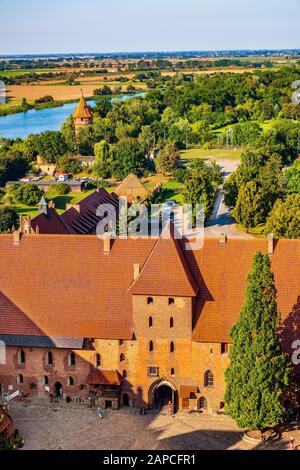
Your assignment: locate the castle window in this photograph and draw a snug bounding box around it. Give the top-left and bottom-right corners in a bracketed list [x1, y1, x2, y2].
[204, 370, 214, 387]
[170, 368, 175, 376]
[68, 352, 76, 367]
[149, 316, 153, 327]
[79, 384, 86, 391]
[168, 297, 174, 305]
[17, 374, 23, 384]
[120, 353, 125, 362]
[43, 376, 49, 386]
[199, 396, 207, 409]
[122, 370, 127, 378]
[149, 340, 154, 352]
[45, 351, 53, 366]
[18, 350, 25, 365]
[95, 353, 101, 367]
[170, 317, 174, 328]
[147, 297, 153, 304]
[67, 376, 74, 387]
[119, 340, 124, 345]
[147, 365, 159, 377]
[170, 341, 175, 353]
[221, 343, 228, 355]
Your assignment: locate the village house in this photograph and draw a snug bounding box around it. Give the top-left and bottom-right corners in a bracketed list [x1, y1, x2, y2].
[0, 228, 299, 413]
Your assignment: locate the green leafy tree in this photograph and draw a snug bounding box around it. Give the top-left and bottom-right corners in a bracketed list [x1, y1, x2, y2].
[264, 194, 300, 238]
[61, 116, 76, 152]
[31, 131, 68, 163]
[232, 181, 267, 228]
[11, 183, 44, 206]
[183, 169, 215, 219]
[110, 138, 146, 180]
[225, 252, 291, 430]
[284, 160, 300, 194]
[57, 156, 82, 175]
[155, 144, 179, 175]
[50, 183, 70, 195]
[0, 206, 18, 233]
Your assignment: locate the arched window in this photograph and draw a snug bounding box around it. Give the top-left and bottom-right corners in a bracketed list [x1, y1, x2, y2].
[170, 317, 174, 328]
[79, 384, 86, 391]
[17, 374, 23, 384]
[120, 353, 125, 362]
[147, 297, 153, 304]
[199, 396, 207, 409]
[68, 352, 76, 367]
[122, 370, 127, 378]
[43, 376, 49, 386]
[18, 350, 25, 365]
[149, 340, 154, 352]
[204, 370, 214, 387]
[67, 376, 74, 387]
[170, 368, 175, 376]
[149, 316, 153, 327]
[45, 351, 53, 366]
[168, 297, 174, 305]
[95, 353, 101, 367]
[170, 341, 175, 353]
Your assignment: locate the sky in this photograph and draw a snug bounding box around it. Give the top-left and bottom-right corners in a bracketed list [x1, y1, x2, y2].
[1, 0, 299, 55]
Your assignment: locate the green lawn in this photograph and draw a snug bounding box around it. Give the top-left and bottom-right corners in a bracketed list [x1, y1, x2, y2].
[179, 147, 242, 162]
[158, 180, 185, 204]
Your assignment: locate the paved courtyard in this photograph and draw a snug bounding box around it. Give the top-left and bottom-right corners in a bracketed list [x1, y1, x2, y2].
[8, 399, 299, 450]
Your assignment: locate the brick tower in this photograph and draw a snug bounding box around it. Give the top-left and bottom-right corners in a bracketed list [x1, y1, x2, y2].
[73, 91, 93, 135]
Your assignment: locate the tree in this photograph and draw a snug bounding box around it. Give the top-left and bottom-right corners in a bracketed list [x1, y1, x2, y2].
[61, 116, 76, 152]
[57, 156, 82, 175]
[110, 138, 146, 180]
[183, 169, 215, 219]
[155, 144, 179, 174]
[0, 206, 18, 233]
[264, 195, 300, 238]
[10, 183, 44, 206]
[284, 160, 300, 194]
[232, 181, 267, 228]
[50, 183, 70, 195]
[225, 252, 291, 430]
[31, 131, 68, 163]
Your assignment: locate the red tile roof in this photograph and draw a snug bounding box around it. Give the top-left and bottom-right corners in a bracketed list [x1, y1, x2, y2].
[0, 235, 299, 347]
[128, 225, 198, 297]
[31, 208, 71, 235]
[73, 95, 93, 119]
[61, 188, 119, 234]
[87, 369, 121, 385]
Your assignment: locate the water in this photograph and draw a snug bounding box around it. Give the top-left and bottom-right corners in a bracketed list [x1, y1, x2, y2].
[0, 93, 145, 140]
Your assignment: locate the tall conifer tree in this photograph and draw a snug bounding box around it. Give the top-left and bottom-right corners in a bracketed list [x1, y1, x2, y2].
[225, 251, 291, 430]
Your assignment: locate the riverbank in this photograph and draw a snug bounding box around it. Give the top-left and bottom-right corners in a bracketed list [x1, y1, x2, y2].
[0, 91, 143, 117]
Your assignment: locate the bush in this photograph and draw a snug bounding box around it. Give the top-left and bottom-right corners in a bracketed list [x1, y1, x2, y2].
[11, 183, 44, 206]
[0, 206, 18, 233]
[50, 183, 70, 195]
[173, 168, 187, 183]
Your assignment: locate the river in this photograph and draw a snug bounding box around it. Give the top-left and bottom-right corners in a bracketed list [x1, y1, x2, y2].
[0, 93, 145, 140]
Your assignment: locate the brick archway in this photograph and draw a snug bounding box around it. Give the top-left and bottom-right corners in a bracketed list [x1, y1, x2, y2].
[149, 378, 177, 413]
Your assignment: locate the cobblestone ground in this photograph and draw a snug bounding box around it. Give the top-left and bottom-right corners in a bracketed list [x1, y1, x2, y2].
[9, 399, 300, 450]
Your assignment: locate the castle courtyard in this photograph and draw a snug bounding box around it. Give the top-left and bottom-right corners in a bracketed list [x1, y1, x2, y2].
[8, 400, 298, 451]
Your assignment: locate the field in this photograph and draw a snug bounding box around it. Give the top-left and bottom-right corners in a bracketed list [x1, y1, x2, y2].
[180, 147, 242, 162]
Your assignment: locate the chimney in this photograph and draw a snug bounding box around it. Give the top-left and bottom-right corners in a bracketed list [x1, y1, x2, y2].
[219, 233, 227, 246]
[133, 263, 140, 280]
[13, 230, 22, 246]
[268, 233, 274, 255]
[103, 235, 111, 255]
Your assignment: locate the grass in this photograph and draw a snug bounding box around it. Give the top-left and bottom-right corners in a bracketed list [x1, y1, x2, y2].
[158, 180, 185, 204]
[236, 223, 265, 236]
[179, 147, 242, 162]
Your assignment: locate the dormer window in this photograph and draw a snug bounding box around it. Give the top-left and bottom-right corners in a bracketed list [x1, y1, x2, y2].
[147, 297, 153, 304]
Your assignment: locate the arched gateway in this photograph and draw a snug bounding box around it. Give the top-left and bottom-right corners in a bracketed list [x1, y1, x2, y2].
[149, 379, 178, 413]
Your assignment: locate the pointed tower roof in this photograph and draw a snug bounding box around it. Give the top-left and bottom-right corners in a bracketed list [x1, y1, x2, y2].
[73, 92, 93, 119]
[37, 195, 48, 216]
[128, 223, 198, 297]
